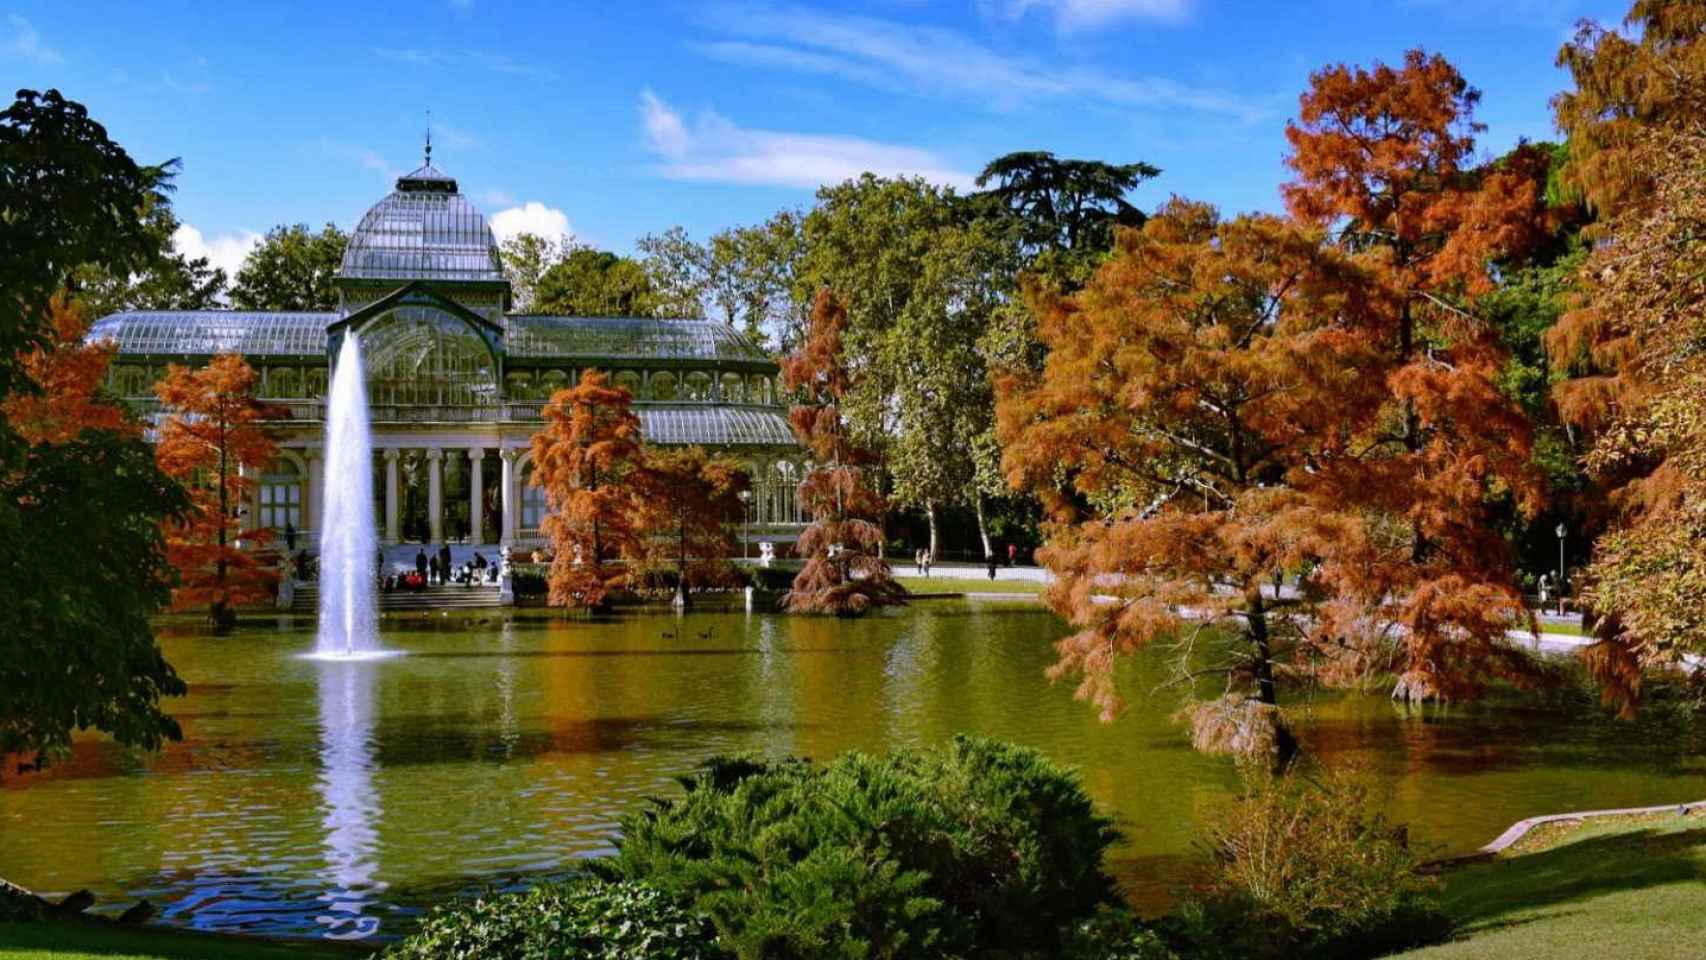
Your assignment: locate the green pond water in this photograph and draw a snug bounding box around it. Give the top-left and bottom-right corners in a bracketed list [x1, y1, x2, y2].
[3, 601, 1705, 943]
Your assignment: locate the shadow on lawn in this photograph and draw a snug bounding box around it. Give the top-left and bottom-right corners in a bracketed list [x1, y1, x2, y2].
[1446, 825, 1706, 932]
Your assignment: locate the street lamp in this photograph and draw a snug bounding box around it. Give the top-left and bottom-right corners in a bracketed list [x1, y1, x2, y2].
[1555, 522, 1567, 616]
[738, 489, 752, 562]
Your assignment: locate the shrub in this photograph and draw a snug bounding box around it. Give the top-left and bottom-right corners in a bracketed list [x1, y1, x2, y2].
[509, 567, 548, 599]
[599, 736, 1125, 960]
[1161, 765, 1450, 960]
[380, 876, 718, 960]
[1061, 907, 1179, 960]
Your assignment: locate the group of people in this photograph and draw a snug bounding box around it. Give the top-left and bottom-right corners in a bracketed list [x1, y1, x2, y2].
[377, 545, 498, 592]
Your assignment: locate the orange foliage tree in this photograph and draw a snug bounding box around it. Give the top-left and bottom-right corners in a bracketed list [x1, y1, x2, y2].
[782, 291, 905, 615]
[154, 353, 281, 632]
[999, 202, 1375, 760]
[4, 295, 135, 444]
[633, 445, 748, 605]
[1282, 49, 1551, 703]
[529, 369, 649, 610]
[1544, 2, 1706, 708]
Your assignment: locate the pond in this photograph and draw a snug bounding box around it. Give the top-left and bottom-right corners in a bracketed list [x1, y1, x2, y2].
[3, 602, 1705, 942]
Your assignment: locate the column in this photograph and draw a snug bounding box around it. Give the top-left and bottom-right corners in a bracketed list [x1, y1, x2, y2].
[499, 448, 518, 544]
[426, 447, 443, 544]
[305, 446, 323, 533]
[383, 448, 400, 544]
[467, 447, 485, 543]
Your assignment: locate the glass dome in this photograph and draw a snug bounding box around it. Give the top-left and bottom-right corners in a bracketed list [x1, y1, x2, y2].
[338, 163, 505, 283]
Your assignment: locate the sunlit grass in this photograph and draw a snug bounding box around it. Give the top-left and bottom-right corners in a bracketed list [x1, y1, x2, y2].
[896, 576, 1046, 595]
[1394, 811, 1706, 959]
[0, 921, 349, 960]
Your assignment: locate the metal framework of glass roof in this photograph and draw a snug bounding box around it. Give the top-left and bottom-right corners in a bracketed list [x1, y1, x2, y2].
[338, 164, 505, 283]
[639, 406, 796, 446]
[506, 316, 771, 363]
[89, 311, 336, 356]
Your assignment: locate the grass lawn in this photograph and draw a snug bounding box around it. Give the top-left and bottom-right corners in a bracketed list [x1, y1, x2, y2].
[896, 576, 1045, 596]
[1394, 810, 1706, 959]
[1539, 620, 1587, 636]
[0, 921, 353, 960]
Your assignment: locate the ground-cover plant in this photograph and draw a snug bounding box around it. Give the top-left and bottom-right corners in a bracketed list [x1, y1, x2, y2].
[379, 876, 718, 960]
[598, 736, 1127, 959]
[1163, 765, 1450, 960]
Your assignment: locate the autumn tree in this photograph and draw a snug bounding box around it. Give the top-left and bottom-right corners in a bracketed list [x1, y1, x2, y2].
[1544, 1, 1706, 707]
[1, 89, 190, 769]
[154, 354, 282, 633]
[529, 370, 649, 609]
[782, 291, 906, 616]
[1283, 49, 1552, 703]
[633, 446, 748, 606]
[999, 202, 1373, 762]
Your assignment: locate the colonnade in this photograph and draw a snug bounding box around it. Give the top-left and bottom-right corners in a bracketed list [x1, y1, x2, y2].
[282, 442, 526, 546]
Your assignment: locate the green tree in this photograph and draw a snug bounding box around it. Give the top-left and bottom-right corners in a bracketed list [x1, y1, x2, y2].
[229, 222, 347, 310]
[967, 150, 1159, 285]
[534, 247, 657, 316]
[636, 225, 710, 319]
[499, 230, 570, 313]
[0, 89, 191, 769]
[798, 175, 1011, 558]
[73, 201, 227, 318]
[707, 211, 808, 348]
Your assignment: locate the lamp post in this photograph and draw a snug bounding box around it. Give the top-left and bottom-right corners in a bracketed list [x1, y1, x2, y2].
[1555, 522, 1567, 616]
[738, 489, 752, 562]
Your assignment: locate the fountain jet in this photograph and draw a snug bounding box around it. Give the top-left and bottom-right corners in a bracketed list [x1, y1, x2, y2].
[315, 334, 380, 658]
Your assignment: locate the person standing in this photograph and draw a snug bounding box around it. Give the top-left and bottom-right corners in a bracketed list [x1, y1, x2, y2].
[987, 553, 998, 581]
[285, 521, 297, 552]
[1006, 542, 1016, 567]
[415, 547, 428, 582]
[438, 542, 452, 584]
[922, 551, 931, 579]
[428, 553, 440, 586]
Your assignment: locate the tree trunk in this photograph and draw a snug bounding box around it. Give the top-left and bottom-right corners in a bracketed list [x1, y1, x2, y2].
[926, 500, 941, 562]
[213, 418, 231, 635]
[973, 492, 992, 561]
[1246, 589, 1297, 770]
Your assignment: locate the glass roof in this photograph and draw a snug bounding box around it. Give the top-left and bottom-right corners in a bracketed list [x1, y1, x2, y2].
[339, 164, 505, 283]
[91, 311, 775, 368]
[89, 311, 334, 356]
[507, 316, 772, 363]
[639, 406, 796, 446]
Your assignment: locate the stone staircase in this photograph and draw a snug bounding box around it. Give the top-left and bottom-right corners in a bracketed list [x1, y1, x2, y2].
[290, 581, 503, 614]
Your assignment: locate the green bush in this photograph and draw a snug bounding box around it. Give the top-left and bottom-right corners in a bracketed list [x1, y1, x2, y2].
[599, 736, 1124, 960]
[509, 567, 548, 599]
[1061, 907, 1179, 960]
[380, 876, 718, 960]
[1160, 765, 1450, 960]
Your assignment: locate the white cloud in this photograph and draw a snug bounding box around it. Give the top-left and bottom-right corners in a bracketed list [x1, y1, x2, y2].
[995, 0, 1190, 30]
[698, 4, 1259, 121]
[489, 202, 574, 244]
[5, 14, 61, 65]
[173, 224, 263, 280]
[639, 90, 976, 191]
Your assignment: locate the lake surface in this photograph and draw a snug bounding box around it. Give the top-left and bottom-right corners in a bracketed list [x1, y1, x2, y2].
[3, 602, 1705, 942]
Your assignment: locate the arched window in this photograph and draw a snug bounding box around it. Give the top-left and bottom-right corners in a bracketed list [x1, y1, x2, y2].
[305, 367, 328, 399]
[750, 374, 772, 406]
[721, 372, 745, 402]
[114, 364, 150, 397]
[613, 370, 642, 398]
[505, 371, 534, 401]
[650, 370, 678, 401]
[684, 371, 712, 401]
[258, 459, 303, 532]
[267, 367, 301, 399]
[358, 306, 498, 407]
[540, 369, 569, 398]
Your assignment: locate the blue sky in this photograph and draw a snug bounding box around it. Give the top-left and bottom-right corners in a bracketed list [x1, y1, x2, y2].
[5, 1, 1624, 277]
